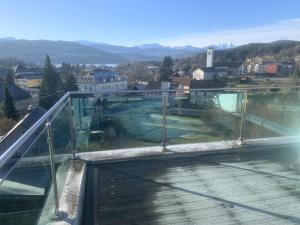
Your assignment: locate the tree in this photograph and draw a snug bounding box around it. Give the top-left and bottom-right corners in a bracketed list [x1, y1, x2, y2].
[61, 62, 79, 92]
[5, 70, 15, 85]
[64, 74, 79, 92]
[61, 62, 72, 81]
[159, 56, 173, 81]
[294, 65, 300, 79]
[2, 84, 19, 120]
[39, 55, 63, 109]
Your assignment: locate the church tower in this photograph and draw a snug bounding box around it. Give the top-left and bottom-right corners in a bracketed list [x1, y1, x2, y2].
[206, 47, 214, 67]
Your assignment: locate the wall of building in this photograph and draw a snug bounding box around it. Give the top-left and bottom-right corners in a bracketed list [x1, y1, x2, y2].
[27, 79, 42, 88]
[15, 78, 42, 88]
[79, 80, 128, 92]
[207, 48, 214, 68]
[193, 69, 204, 80]
[265, 64, 278, 75]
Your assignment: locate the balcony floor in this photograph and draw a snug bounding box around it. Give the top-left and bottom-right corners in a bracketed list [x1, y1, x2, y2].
[83, 146, 300, 225]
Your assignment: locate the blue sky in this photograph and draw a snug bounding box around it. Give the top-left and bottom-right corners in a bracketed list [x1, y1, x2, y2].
[1, 0, 300, 47]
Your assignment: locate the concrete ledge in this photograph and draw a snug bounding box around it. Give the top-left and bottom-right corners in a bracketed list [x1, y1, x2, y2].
[38, 160, 86, 225]
[55, 160, 86, 225]
[78, 136, 300, 163]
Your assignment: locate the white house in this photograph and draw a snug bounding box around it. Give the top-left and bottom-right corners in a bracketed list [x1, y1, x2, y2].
[192, 68, 215, 80]
[78, 70, 128, 92]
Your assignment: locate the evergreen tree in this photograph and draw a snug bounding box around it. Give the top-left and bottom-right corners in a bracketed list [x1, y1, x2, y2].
[39, 55, 63, 109]
[159, 56, 173, 81]
[60, 62, 79, 92]
[61, 62, 72, 81]
[2, 84, 19, 120]
[294, 65, 300, 79]
[64, 74, 79, 92]
[5, 70, 15, 85]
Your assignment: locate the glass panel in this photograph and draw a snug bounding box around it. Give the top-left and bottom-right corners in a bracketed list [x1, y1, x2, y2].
[167, 91, 242, 144]
[50, 101, 72, 202]
[72, 95, 95, 152]
[0, 128, 51, 225]
[246, 89, 300, 139]
[72, 92, 163, 152]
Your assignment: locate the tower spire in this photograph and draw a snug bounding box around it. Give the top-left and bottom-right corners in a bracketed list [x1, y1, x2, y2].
[206, 47, 214, 67]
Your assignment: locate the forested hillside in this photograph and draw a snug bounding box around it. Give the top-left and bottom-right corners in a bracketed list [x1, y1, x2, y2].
[175, 40, 300, 72]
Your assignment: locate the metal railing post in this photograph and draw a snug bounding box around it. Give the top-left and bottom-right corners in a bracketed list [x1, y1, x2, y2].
[46, 120, 61, 219]
[238, 90, 248, 145]
[68, 97, 76, 159]
[161, 94, 168, 151]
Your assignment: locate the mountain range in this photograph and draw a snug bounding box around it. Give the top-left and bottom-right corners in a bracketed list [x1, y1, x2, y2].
[0, 37, 233, 64]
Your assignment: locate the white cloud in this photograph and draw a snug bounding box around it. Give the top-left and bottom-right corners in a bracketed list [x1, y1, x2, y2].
[158, 18, 300, 47]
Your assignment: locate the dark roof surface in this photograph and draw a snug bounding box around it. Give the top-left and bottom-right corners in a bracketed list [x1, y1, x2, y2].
[93, 70, 126, 82]
[13, 64, 43, 74]
[172, 77, 192, 86]
[145, 81, 161, 90]
[15, 72, 44, 79]
[189, 80, 225, 89]
[0, 83, 31, 101]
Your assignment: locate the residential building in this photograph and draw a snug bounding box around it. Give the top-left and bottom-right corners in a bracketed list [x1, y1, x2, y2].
[278, 63, 294, 76]
[192, 68, 215, 80]
[145, 81, 175, 97]
[264, 63, 278, 75]
[251, 62, 295, 76]
[78, 69, 128, 92]
[172, 77, 192, 94]
[214, 66, 228, 75]
[12, 64, 33, 74]
[14, 72, 43, 89]
[254, 63, 265, 73]
[239, 64, 246, 75]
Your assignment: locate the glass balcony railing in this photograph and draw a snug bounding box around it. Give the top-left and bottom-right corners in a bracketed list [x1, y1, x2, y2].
[71, 88, 300, 151]
[0, 87, 299, 224]
[0, 93, 72, 225]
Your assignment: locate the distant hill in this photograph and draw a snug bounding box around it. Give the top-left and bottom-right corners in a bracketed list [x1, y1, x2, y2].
[0, 37, 235, 64]
[212, 40, 300, 62]
[0, 39, 129, 64]
[78, 40, 233, 61]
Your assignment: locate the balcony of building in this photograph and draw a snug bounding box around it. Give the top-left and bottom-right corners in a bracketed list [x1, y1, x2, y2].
[0, 87, 300, 225]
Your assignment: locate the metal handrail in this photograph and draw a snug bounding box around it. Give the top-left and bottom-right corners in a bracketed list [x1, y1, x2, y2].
[70, 85, 300, 95]
[0, 92, 70, 170]
[1, 85, 300, 169]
